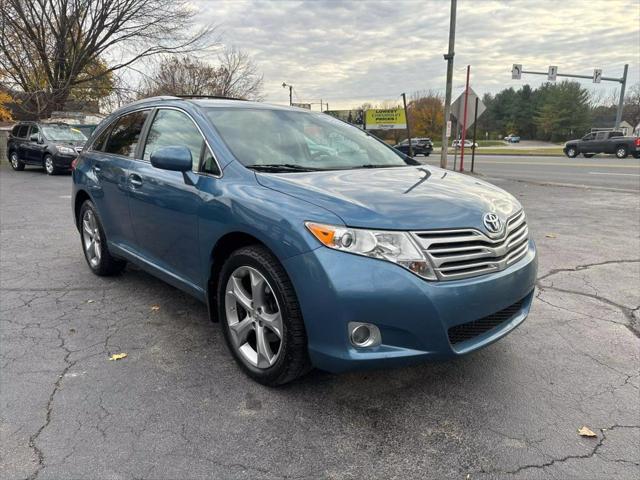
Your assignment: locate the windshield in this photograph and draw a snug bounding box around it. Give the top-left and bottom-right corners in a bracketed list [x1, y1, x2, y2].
[205, 108, 412, 171]
[41, 125, 87, 142]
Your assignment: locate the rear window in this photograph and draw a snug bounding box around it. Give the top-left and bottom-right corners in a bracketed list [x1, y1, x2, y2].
[104, 110, 149, 157]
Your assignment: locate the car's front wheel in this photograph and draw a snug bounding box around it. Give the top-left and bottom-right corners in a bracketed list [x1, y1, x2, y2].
[565, 146, 578, 158]
[43, 154, 60, 175]
[79, 200, 126, 276]
[9, 151, 25, 171]
[218, 245, 311, 386]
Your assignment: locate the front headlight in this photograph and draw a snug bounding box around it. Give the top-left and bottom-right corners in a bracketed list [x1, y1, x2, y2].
[56, 145, 76, 155]
[305, 222, 437, 280]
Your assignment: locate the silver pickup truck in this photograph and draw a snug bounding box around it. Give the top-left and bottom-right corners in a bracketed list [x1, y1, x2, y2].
[564, 130, 640, 159]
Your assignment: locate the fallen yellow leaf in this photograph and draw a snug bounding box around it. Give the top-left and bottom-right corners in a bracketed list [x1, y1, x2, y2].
[545, 233, 557, 239]
[151, 305, 160, 311]
[578, 426, 597, 438]
[109, 353, 128, 361]
[87, 299, 95, 303]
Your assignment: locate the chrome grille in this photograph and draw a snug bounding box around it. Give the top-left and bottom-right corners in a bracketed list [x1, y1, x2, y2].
[411, 210, 529, 281]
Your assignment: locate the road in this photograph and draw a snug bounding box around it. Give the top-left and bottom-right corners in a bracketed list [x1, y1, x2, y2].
[1, 163, 639, 479]
[421, 154, 640, 192]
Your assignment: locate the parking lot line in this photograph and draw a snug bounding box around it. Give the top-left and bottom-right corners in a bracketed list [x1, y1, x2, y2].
[588, 172, 640, 176]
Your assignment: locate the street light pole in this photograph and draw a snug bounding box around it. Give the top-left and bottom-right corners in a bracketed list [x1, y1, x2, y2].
[440, 0, 457, 169]
[401, 92, 413, 157]
[282, 82, 293, 106]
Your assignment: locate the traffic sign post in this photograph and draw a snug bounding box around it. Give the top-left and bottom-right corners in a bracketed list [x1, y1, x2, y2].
[513, 63, 628, 128]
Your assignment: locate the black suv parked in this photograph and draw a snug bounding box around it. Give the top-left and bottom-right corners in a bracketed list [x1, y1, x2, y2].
[393, 137, 433, 156]
[7, 122, 87, 174]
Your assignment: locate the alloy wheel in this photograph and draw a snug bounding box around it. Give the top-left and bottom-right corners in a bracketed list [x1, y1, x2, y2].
[224, 266, 283, 369]
[82, 209, 102, 267]
[616, 147, 626, 158]
[45, 157, 54, 174]
[10, 153, 19, 168]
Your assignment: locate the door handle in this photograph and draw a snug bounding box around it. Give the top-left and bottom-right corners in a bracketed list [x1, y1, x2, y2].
[129, 173, 143, 188]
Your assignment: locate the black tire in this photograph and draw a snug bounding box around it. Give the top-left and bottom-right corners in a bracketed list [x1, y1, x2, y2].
[424, 152, 430, 157]
[565, 146, 578, 158]
[615, 145, 628, 159]
[217, 245, 311, 386]
[78, 200, 126, 276]
[43, 154, 60, 175]
[9, 151, 25, 171]
[633, 152, 640, 159]
[582, 153, 594, 158]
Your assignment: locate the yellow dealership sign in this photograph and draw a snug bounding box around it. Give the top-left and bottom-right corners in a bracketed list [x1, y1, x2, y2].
[365, 108, 406, 130]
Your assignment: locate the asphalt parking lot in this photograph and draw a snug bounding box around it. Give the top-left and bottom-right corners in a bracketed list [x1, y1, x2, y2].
[1, 162, 639, 479]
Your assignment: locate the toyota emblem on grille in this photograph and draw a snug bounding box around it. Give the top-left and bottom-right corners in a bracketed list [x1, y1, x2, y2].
[483, 213, 502, 234]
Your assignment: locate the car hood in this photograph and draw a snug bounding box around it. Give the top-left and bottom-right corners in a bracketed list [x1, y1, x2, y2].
[255, 166, 522, 231]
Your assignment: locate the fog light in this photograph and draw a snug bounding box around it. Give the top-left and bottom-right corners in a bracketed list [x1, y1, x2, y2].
[348, 322, 381, 348]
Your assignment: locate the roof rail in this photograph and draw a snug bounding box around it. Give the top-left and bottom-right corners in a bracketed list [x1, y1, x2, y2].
[174, 95, 247, 101]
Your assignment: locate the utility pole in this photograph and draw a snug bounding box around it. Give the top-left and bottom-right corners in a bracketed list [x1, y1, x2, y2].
[282, 82, 293, 106]
[512, 63, 629, 129]
[471, 96, 479, 172]
[459, 65, 470, 172]
[320, 99, 323, 112]
[615, 64, 628, 129]
[440, 0, 457, 169]
[401, 93, 413, 157]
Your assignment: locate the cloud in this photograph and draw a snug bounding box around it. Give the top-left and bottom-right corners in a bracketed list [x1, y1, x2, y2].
[194, 0, 639, 109]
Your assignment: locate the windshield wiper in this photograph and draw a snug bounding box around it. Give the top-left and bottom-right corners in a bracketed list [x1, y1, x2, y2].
[352, 164, 407, 169]
[245, 163, 322, 172]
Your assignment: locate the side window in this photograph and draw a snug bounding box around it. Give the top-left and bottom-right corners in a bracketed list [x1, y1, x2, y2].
[104, 110, 149, 157]
[202, 148, 220, 175]
[17, 125, 29, 138]
[90, 124, 114, 152]
[11, 125, 19, 137]
[596, 131, 607, 140]
[143, 109, 205, 170]
[29, 125, 39, 139]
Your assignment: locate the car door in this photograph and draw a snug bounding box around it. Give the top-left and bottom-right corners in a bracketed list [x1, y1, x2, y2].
[24, 125, 45, 163]
[89, 110, 151, 249]
[580, 133, 597, 153]
[127, 107, 209, 288]
[592, 131, 609, 153]
[15, 124, 30, 162]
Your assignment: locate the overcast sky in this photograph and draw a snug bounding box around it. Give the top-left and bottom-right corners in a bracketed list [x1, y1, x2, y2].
[195, 0, 639, 110]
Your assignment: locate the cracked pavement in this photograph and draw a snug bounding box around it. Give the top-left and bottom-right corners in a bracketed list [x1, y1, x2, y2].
[1, 162, 639, 479]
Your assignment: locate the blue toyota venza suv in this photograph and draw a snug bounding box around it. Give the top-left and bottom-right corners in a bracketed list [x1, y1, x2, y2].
[72, 96, 537, 385]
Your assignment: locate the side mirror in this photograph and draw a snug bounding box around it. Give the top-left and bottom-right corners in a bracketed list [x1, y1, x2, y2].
[150, 146, 192, 172]
[30, 134, 39, 142]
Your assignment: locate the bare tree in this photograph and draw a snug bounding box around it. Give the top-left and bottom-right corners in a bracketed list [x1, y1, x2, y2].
[214, 47, 263, 100]
[0, 0, 217, 117]
[140, 47, 264, 100]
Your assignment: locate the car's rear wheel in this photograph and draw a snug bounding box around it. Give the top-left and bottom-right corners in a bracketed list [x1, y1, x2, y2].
[218, 245, 311, 386]
[79, 200, 126, 276]
[565, 146, 578, 158]
[43, 155, 60, 175]
[9, 151, 25, 171]
[615, 146, 628, 159]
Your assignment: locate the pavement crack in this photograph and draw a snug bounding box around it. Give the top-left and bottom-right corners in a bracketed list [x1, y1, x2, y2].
[536, 258, 640, 339]
[488, 425, 640, 475]
[26, 325, 77, 480]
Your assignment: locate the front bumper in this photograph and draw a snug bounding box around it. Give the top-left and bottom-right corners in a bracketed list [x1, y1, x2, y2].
[283, 240, 537, 372]
[53, 152, 77, 169]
